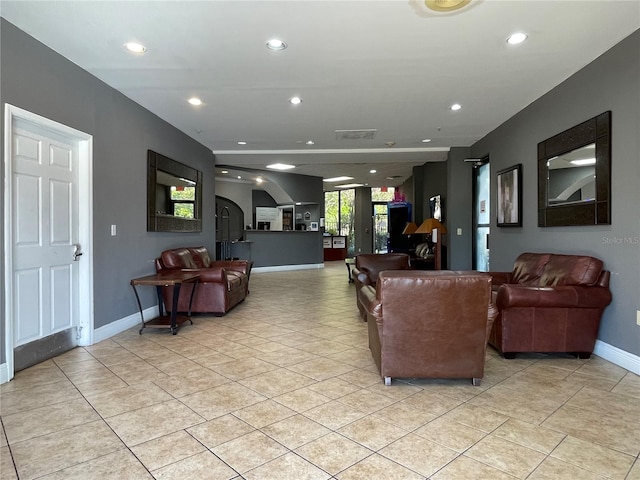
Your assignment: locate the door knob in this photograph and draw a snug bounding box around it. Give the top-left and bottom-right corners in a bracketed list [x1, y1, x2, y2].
[73, 244, 83, 261]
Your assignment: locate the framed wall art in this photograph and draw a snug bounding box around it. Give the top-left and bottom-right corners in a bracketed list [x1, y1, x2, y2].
[497, 164, 522, 227]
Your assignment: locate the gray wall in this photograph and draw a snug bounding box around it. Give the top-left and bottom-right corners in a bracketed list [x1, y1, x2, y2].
[1, 20, 216, 364]
[354, 187, 373, 254]
[448, 30, 640, 356]
[447, 147, 473, 270]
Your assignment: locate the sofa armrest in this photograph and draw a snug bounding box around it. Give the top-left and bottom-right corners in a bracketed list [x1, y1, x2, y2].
[198, 267, 226, 283]
[211, 260, 250, 275]
[496, 284, 612, 309]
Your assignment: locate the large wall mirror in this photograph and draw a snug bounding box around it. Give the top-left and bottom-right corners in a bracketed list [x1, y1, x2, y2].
[148, 150, 203, 232]
[538, 111, 611, 226]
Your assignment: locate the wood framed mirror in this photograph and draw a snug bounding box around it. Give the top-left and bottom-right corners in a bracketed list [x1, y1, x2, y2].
[538, 111, 611, 226]
[147, 150, 203, 232]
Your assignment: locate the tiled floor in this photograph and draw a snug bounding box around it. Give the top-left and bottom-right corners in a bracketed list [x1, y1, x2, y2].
[1, 261, 639, 479]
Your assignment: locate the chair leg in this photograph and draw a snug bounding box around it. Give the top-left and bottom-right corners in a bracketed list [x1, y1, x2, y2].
[472, 378, 482, 386]
[384, 376, 392, 386]
[574, 352, 592, 359]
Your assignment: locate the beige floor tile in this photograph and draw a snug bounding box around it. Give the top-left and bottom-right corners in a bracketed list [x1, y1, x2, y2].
[468, 384, 563, 424]
[272, 386, 333, 412]
[72, 373, 129, 396]
[37, 448, 153, 479]
[413, 416, 486, 453]
[234, 399, 296, 428]
[527, 456, 608, 480]
[0, 362, 67, 392]
[366, 381, 423, 401]
[542, 404, 640, 456]
[212, 430, 289, 473]
[287, 357, 356, 381]
[152, 369, 229, 397]
[336, 453, 425, 480]
[0, 379, 82, 415]
[152, 450, 237, 479]
[575, 357, 629, 381]
[372, 394, 456, 431]
[336, 387, 396, 414]
[493, 418, 566, 454]
[294, 432, 373, 475]
[3, 397, 100, 444]
[431, 455, 518, 480]
[51, 347, 94, 365]
[180, 383, 267, 419]
[56, 357, 106, 374]
[611, 372, 640, 399]
[244, 451, 331, 480]
[307, 377, 362, 399]
[10, 420, 123, 480]
[0, 424, 7, 447]
[63, 364, 120, 385]
[338, 415, 410, 451]
[186, 414, 256, 448]
[105, 399, 205, 446]
[465, 434, 545, 478]
[261, 414, 331, 449]
[212, 356, 281, 380]
[378, 433, 458, 477]
[498, 370, 584, 403]
[550, 435, 635, 479]
[130, 430, 206, 470]
[0, 446, 18, 480]
[567, 386, 640, 421]
[238, 368, 317, 397]
[258, 348, 321, 367]
[85, 382, 173, 418]
[303, 400, 368, 430]
[628, 458, 640, 480]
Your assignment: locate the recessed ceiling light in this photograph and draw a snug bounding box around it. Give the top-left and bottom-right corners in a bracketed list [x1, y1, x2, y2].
[124, 42, 146, 54]
[450, 103, 462, 111]
[256, 177, 264, 184]
[337, 183, 364, 189]
[237, 141, 247, 145]
[267, 163, 295, 170]
[370, 170, 377, 174]
[305, 140, 315, 145]
[237, 176, 242, 179]
[188, 97, 203, 106]
[221, 170, 228, 174]
[507, 32, 528, 45]
[289, 96, 302, 105]
[324, 176, 354, 182]
[422, 138, 432, 143]
[266, 39, 287, 51]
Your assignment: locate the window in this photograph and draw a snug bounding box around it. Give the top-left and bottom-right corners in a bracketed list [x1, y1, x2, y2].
[170, 186, 195, 219]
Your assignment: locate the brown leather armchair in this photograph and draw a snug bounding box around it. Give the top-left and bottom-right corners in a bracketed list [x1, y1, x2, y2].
[359, 270, 497, 386]
[352, 253, 411, 319]
[488, 253, 612, 359]
[155, 246, 252, 316]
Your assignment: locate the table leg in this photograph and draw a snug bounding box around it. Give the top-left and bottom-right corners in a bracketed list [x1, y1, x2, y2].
[170, 283, 181, 335]
[132, 284, 145, 335]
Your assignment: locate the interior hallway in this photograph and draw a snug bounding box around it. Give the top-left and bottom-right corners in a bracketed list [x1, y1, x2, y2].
[1, 261, 639, 479]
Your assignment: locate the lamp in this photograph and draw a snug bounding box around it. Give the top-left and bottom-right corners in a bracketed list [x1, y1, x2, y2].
[402, 222, 418, 235]
[415, 218, 447, 270]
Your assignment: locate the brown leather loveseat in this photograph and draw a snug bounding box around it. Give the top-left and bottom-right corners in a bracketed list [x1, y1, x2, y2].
[352, 253, 411, 319]
[359, 270, 497, 386]
[488, 252, 612, 359]
[156, 246, 252, 316]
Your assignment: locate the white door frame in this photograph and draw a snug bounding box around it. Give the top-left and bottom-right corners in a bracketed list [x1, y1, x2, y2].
[3, 104, 94, 382]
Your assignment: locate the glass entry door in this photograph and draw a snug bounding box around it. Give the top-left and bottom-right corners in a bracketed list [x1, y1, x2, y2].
[373, 203, 388, 253]
[473, 161, 490, 271]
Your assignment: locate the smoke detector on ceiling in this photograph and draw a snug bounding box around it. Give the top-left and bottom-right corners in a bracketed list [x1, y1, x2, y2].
[335, 129, 377, 140]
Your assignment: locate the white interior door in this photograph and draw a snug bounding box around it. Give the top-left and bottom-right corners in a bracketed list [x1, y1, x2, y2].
[3, 105, 93, 382]
[12, 126, 80, 346]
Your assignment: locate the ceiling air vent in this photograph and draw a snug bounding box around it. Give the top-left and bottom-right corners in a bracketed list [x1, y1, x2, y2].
[335, 129, 377, 140]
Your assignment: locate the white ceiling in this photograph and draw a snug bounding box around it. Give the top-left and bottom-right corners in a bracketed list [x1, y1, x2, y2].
[2, 1, 639, 189]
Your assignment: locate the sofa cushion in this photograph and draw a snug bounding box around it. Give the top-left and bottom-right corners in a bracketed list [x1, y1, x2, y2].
[355, 253, 410, 285]
[511, 253, 550, 285]
[188, 246, 211, 268]
[226, 271, 244, 291]
[161, 248, 198, 269]
[539, 254, 604, 286]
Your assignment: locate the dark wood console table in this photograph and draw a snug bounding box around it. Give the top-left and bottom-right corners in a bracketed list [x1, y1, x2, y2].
[130, 272, 199, 335]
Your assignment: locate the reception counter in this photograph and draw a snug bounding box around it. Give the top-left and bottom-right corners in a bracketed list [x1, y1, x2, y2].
[242, 230, 324, 269]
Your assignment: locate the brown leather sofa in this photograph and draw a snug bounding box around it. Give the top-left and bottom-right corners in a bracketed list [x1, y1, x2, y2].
[359, 270, 497, 386]
[488, 252, 612, 359]
[155, 246, 252, 316]
[352, 253, 411, 319]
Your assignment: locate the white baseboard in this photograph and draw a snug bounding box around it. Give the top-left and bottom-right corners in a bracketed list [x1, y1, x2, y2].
[92, 306, 159, 344]
[0, 362, 9, 384]
[252, 263, 324, 273]
[593, 340, 640, 375]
